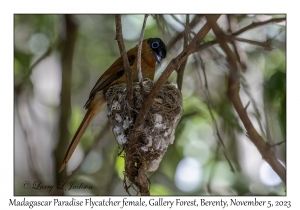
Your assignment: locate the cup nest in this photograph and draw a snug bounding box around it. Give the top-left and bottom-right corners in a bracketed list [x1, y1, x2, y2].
[105, 78, 183, 195]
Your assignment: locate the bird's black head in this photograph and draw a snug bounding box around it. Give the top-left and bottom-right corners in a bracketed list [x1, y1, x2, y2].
[148, 38, 167, 63]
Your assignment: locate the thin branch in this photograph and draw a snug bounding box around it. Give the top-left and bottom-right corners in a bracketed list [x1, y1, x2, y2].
[233, 37, 274, 51]
[270, 141, 286, 147]
[152, 15, 171, 35]
[176, 14, 189, 91]
[240, 76, 268, 141]
[137, 14, 149, 86]
[195, 54, 235, 172]
[133, 15, 221, 129]
[115, 15, 133, 106]
[197, 55, 226, 148]
[232, 17, 286, 36]
[194, 17, 284, 54]
[207, 144, 220, 194]
[195, 36, 274, 53]
[167, 15, 202, 50]
[205, 15, 286, 184]
[227, 15, 246, 69]
[196, 40, 218, 51]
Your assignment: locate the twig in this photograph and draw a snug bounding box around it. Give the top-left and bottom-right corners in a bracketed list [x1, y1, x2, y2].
[207, 144, 220, 194]
[134, 15, 221, 129]
[270, 141, 286, 147]
[233, 37, 274, 51]
[197, 55, 226, 148]
[240, 76, 268, 141]
[227, 15, 246, 69]
[137, 14, 149, 87]
[205, 15, 286, 184]
[167, 15, 201, 50]
[195, 37, 274, 53]
[232, 17, 286, 36]
[152, 15, 171, 35]
[115, 15, 133, 107]
[195, 54, 235, 172]
[194, 17, 285, 54]
[176, 14, 189, 91]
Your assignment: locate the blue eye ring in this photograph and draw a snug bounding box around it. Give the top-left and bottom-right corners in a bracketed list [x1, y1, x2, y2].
[151, 41, 159, 49]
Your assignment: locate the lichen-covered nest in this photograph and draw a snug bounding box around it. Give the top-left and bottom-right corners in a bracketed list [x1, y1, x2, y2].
[105, 79, 183, 195]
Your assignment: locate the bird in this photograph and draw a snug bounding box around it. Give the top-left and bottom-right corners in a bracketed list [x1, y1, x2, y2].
[59, 38, 167, 172]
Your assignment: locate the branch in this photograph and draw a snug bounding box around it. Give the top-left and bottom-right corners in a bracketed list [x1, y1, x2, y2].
[232, 17, 286, 36]
[134, 15, 221, 129]
[137, 14, 149, 86]
[115, 15, 133, 106]
[205, 15, 286, 184]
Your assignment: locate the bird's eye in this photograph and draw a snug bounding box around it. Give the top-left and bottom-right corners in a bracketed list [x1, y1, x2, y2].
[151, 41, 159, 49]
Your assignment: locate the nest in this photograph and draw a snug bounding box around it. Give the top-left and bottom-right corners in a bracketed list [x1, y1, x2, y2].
[105, 79, 183, 195]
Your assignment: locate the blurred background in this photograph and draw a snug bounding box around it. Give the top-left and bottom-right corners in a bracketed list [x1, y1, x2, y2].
[14, 14, 286, 195]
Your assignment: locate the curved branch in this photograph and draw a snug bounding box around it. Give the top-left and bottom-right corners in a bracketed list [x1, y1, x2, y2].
[205, 15, 286, 184]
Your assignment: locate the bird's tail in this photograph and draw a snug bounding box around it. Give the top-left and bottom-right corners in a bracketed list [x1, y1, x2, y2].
[59, 91, 106, 173]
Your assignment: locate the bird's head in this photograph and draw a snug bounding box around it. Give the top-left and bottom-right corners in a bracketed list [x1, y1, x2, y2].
[147, 38, 167, 63]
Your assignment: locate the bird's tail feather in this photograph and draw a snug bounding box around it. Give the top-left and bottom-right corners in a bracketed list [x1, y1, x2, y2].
[59, 91, 106, 173]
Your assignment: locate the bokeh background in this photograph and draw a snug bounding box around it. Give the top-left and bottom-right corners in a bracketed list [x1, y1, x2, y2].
[14, 14, 286, 195]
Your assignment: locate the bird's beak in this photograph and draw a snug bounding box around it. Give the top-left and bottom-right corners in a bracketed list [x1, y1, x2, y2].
[154, 52, 162, 63]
